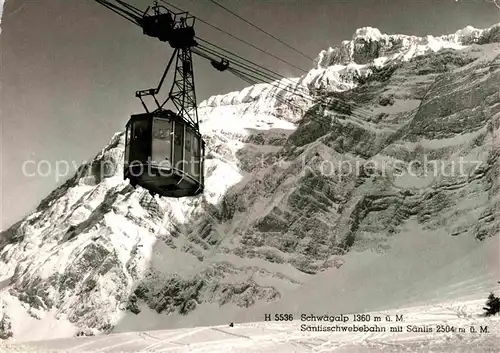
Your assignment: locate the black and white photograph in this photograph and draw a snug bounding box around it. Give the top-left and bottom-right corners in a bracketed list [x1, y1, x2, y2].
[0, 0, 499, 351]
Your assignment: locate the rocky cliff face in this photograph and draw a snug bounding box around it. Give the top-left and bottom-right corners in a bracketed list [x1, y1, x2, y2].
[1, 24, 499, 341]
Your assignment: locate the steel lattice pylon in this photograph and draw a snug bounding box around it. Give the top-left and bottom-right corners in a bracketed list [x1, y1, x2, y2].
[164, 47, 199, 130]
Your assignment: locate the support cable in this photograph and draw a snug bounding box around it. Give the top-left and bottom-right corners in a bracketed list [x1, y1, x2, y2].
[208, 0, 314, 61]
[159, 0, 307, 73]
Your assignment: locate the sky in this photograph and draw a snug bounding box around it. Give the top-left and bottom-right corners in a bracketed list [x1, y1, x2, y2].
[1, 0, 499, 230]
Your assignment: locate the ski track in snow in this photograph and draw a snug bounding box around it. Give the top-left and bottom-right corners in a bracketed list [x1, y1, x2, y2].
[2, 293, 499, 353]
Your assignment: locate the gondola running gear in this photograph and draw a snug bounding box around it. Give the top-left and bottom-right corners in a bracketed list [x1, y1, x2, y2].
[211, 58, 229, 72]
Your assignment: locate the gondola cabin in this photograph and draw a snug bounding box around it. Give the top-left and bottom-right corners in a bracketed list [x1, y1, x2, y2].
[124, 110, 205, 197]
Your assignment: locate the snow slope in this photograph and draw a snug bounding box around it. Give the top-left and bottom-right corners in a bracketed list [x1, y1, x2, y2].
[3, 285, 499, 352]
[0, 23, 499, 345]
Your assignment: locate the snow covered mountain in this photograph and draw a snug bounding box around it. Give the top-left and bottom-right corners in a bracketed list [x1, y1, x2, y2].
[315, 24, 500, 68]
[1, 23, 499, 342]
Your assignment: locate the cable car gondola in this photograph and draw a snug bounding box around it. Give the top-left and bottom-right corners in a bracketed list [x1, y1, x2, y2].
[124, 110, 205, 198]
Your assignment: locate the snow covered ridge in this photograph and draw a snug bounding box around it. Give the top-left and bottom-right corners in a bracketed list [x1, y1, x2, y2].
[198, 23, 500, 119]
[198, 77, 306, 136]
[315, 23, 500, 68]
